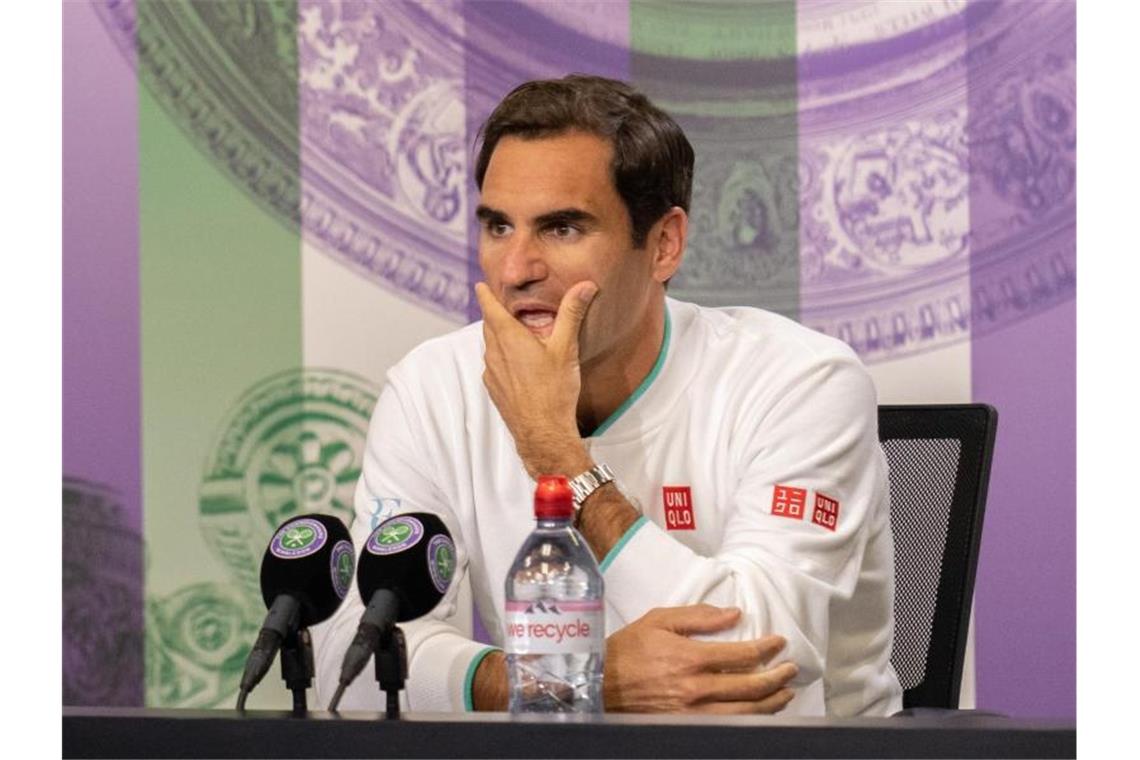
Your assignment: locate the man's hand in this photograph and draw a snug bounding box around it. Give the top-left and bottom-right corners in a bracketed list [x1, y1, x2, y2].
[475, 281, 598, 479]
[604, 605, 797, 714]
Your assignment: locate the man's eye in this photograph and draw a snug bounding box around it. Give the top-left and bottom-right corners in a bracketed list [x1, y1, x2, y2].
[486, 222, 511, 237]
[547, 224, 580, 240]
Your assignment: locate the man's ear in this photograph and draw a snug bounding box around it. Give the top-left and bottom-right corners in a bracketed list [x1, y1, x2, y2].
[649, 207, 688, 284]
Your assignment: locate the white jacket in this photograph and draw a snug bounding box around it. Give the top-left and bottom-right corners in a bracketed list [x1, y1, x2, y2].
[314, 297, 902, 716]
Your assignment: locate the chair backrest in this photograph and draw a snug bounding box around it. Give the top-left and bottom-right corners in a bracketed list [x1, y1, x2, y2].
[878, 404, 998, 709]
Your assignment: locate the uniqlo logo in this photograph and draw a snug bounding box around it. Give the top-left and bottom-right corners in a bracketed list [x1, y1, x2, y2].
[771, 485, 807, 520]
[812, 493, 840, 531]
[662, 486, 695, 530]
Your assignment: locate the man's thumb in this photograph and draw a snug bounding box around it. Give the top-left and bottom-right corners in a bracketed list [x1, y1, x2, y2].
[552, 281, 598, 345]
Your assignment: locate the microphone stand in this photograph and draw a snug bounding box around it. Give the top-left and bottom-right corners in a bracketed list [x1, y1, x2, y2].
[374, 624, 407, 719]
[279, 627, 315, 716]
[328, 589, 408, 717]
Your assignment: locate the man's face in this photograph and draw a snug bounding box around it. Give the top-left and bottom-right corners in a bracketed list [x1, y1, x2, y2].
[477, 130, 659, 365]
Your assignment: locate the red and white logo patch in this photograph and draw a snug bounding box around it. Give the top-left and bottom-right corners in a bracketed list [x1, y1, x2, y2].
[662, 486, 695, 530]
[771, 485, 807, 520]
[811, 492, 841, 532]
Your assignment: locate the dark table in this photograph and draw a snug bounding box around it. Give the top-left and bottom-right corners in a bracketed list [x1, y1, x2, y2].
[63, 706, 1075, 758]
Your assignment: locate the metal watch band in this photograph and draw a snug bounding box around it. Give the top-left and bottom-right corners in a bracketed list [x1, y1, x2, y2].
[568, 463, 615, 509]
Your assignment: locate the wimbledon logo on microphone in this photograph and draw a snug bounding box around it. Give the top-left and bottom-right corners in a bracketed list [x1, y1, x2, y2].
[366, 515, 424, 555]
[330, 540, 355, 599]
[427, 534, 456, 594]
[269, 518, 328, 559]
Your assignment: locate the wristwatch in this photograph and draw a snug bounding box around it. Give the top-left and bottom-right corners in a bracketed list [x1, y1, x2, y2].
[568, 463, 616, 512]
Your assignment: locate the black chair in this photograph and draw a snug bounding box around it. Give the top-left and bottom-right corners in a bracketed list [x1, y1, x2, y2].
[878, 404, 998, 709]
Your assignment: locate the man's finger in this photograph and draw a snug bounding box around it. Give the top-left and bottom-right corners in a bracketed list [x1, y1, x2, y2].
[550, 281, 598, 349]
[474, 282, 516, 332]
[646, 604, 743, 636]
[690, 635, 788, 672]
[481, 319, 503, 354]
[689, 662, 798, 704]
[691, 688, 796, 715]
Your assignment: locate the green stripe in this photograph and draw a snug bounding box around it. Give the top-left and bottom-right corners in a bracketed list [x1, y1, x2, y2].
[600, 516, 649, 573]
[464, 647, 499, 712]
[631, 0, 796, 59]
[590, 309, 671, 437]
[630, 0, 800, 321]
[138, 1, 301, 708]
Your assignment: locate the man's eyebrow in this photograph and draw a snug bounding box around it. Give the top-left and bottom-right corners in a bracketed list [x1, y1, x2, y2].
[475, 205, 508, 223]
[533, 208, 598, 227]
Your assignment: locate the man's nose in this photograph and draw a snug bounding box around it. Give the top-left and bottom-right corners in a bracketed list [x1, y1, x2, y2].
[498, 234, 547, 289]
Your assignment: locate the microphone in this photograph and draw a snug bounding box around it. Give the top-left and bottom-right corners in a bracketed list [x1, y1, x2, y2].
[236, 513, 355, 710]
[329, 512, 456, 712]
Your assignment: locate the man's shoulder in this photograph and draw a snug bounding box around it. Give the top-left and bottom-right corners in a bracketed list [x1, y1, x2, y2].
[388, 321, 484, 387]
[672, 300, 879, 443]
[673, 299, 860, 368]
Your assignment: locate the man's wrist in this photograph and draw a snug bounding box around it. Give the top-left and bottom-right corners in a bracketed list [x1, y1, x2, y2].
[518, 434, 593, 481]
[515, 434, 638, 556]
[576, 482, 641, 559]
[472, 650, 508, 711]
[569, 463, 616, 515]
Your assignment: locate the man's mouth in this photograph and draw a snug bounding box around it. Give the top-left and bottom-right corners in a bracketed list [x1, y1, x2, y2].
[511, 305, 558, 335]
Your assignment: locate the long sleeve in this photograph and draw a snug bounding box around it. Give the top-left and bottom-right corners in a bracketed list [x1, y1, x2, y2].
[311, 379, 495, 712]
[597, 352, 897, 713]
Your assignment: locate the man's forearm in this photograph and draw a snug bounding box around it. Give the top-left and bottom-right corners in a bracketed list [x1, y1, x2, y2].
[473, 608, 796, 715]
[576, 481, 641, 561]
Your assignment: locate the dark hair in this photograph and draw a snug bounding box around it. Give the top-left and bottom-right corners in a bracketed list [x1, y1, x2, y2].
[474, 75, 694, 248]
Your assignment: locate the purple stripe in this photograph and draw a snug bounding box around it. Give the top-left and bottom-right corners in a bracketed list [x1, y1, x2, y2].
[461, 1, 630, 322]
[968, 2, 1076, 718]
[63, 0, 140, 526]
[970, 304, 1075, 717]
[799, 2, 995, 81]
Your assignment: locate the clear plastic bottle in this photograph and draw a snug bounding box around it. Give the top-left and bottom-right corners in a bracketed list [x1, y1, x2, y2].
[505, 475, 605, 713]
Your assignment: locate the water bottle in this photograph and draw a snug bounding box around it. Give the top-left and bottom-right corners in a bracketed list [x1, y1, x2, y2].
[505, 475, 605, 713]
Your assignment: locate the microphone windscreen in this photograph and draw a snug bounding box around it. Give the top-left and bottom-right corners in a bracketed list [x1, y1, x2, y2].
[259, 513, 355, 627]
[357, 512, 455, 621]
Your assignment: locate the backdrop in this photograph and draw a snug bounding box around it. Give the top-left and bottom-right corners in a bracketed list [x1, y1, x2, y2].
[62, 0, 1075, 716]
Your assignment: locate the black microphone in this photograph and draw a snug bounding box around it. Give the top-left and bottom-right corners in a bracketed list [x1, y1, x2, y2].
[329, 512, 456, 711]
[236, 513, 355, 709]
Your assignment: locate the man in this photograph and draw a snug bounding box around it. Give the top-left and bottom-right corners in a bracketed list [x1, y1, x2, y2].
[315, 75, 902, 716]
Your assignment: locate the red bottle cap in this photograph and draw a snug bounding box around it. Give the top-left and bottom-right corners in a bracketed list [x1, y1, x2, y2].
[534, 475, 574, 520]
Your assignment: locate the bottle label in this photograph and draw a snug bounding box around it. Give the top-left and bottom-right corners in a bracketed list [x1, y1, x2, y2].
[504, 600, 604, 655]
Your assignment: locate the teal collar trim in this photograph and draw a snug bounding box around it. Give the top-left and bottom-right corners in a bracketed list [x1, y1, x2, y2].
[589, 307, 672, 438]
